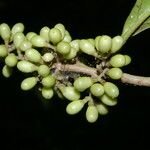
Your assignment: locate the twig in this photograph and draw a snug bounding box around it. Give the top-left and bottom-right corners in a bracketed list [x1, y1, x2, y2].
[121, 73, 150, 87]
[52, 63, 150, 87]
[52, 63, 98, 78]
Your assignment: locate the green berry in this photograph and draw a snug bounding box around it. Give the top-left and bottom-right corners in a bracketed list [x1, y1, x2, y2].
[79, 39, 97, 56]
[107, 68, 123, 80]
[60, 86, 80, 101]
[41, 75, 56, 88]
[66, 100, 84, 115]
[0, 45, 8, 57]
[124, 55, 131, 66]
[5, 54, 17, 67]
[88, 38, 95, 46]
[63, 31, 72, 42]
[38, 65, 50, 77]
[97, 35, 112, 53]
[111, 36, 123, 53]
[70, 40, 80, 52]
[21, 77, 37, 91]
[109, 54, 126, 67]
[64, 48, 77, 60]
[42, 53, 54, 62]
[100, 94, 117, 106]
[86, 105, 98, 123]
[2, 65, 12, 78]
[103, 82, 119, 98]
[56, 41, 71, 55]
[74, 77, 93, 92]
[96, 104, 108, 115]
[19, 39, 32, 51]
[13, 32, 25, 48]
[41, 87, 54, 99]
[17, 60, 38, 73]
[26, 32, 37, 41]
[11, 23, 24, 35]
[40, 26, 50, 42]
[54, 23, 65, 38]
[25, 48, 41, 63]
[90, 83, 104, 97]
[49, 28, 62, 44]
[95, 36, 101, 50]
[0, 23, 11, 41]
[31, 35, 47, 47]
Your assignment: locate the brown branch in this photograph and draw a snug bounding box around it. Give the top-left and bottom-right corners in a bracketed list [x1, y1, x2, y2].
[121, 73, 150, 87]
[52, 63, 150, 87]
[53, 63, 98, 77]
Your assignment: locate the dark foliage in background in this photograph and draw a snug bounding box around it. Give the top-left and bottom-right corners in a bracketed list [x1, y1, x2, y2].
[0, 0, 149, 149]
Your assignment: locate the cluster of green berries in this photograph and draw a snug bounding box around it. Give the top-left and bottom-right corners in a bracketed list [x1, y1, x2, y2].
[0, 22, 131, 123]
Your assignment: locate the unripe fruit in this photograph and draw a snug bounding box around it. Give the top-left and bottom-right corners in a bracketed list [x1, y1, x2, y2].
[74, 77, 93, 92]
[60, 86, 80, 101]
[26, 32, 37, 41]
[5, 54, 18, 67]
[17, 60, 38, 73]
[66, 100, 84, 115]
[19, 40, 32, 51]
[41, 75, 56, 88]
[63, 31, 72, 42]
[88, 38, 95, 46]
[79, 39, 97, 56]
[96, 104, 108, 115]
[41, 87, 54, 99]
[98, 35, 112, 53]
[90, 83, 104, 97]
[31, 35, 47, 47]
[42, 53, 54, 62]
[0, 45, 8, 57]
[86, 105, 99, 123]
[100, 94, 117, 106]
[40, 26, 50, 42]
[13, 32, 25, 48]
[70, 40, 80, 52]
[38, 65, 50, 77]
[11, 23, 24, 35]
[95, 36, 101, 50]
[64, 48, 77, 60]
[109, 54, 126, 67]
[2, 65, 12, 78]
[56, 41, 71, 55]
[103, 82, 119, 98]
[25, 48, 41, 63]
[21, 77, 37, 91]
[107, 68, 123, 80]
[111, 36, 123, 53]
[49, 28, 62, 44]
[54, 23, 65, 38]
[0, 23, 11, 41]
[124, 55, 131, 66]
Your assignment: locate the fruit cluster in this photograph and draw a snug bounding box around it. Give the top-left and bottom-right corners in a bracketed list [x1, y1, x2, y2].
[0, 23, 131, 123]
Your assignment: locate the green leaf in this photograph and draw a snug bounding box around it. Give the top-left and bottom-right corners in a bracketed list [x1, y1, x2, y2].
[133, 16, 150, 35]
[122, 0, 150, 42]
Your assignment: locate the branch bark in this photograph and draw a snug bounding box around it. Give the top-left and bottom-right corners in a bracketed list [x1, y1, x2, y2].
[121, 73, 150, 87]
[53, 63, 150, 87]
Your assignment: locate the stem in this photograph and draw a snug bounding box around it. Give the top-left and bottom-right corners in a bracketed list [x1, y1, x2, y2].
[52, 63, 98, 78]
[121, 73, 150, 87]
[53, 63, 150, 87]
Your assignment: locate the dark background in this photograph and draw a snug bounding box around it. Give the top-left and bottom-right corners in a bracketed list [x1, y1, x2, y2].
[0, 0, 150, 149]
